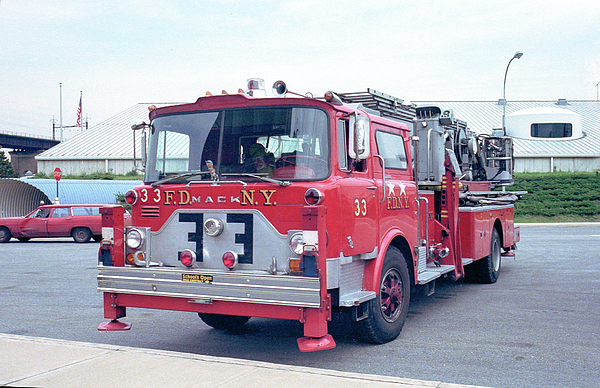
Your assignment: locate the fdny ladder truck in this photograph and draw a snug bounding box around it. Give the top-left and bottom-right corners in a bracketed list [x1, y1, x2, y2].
[98, 80, 522, 352]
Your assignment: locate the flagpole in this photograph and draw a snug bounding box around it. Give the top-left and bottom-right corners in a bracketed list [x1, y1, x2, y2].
[59, 83, 63, 142]
[78, 91, 83, 132]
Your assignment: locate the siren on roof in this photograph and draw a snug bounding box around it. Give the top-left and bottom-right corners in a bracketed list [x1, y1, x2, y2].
[272, 80, 288, 97]
[245, 78, 267, 98]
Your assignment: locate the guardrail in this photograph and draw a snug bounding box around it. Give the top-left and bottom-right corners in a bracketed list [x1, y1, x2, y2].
[0, 130, 55, 140]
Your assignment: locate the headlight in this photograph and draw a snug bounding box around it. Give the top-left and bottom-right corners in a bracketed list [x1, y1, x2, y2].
[126, 229, 144, 249]
[289, 232, 303, 255]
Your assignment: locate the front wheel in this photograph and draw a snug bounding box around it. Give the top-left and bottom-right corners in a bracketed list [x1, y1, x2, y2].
[72, 227, 92, 243]
[198, 313, 251, 331]
[357, 246, 411, 344]
[0, 227, 11, 243]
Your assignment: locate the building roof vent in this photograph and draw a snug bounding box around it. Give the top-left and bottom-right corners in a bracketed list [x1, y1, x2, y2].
[557, 98, 568, 105]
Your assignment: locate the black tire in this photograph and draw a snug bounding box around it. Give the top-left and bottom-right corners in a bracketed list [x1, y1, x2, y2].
[477, 228, 501, 283]
[16, 237, 31, 242]
[72, 227, 92, 243]
[358, 246, 411, 344]
[0, 227, 11, 243]
[198, 313, 251, 331]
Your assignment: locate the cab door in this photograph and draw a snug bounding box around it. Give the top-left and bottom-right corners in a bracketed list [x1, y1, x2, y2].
[373, 128, 418, 246]
[337, 118, 379, 257]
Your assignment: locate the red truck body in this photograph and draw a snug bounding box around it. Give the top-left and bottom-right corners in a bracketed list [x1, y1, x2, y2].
[98, 83, 521, 351]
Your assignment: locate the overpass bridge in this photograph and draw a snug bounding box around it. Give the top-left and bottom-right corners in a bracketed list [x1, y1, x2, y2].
[0, 131, 60, 176]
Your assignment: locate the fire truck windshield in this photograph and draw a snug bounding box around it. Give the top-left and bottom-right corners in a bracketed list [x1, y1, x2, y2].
[144, 107, 330, 184]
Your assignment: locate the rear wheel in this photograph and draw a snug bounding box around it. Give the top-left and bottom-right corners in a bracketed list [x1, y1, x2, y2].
[477, 228, 501, 283]
[358, 246, 410, 344]
[72, 227, 92, 243]
[16, 237, 31, 242]
[0, 227, 11, 243]
[198, 313, 251, 331]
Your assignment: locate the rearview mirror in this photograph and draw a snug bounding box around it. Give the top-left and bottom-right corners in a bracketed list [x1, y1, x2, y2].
[349, 113, 370, 159]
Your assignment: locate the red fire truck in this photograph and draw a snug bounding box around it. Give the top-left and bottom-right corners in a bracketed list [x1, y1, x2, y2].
[98, 80, 522, 352]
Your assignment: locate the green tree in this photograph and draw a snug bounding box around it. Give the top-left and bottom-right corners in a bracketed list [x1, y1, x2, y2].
[0, 150, 17, 178]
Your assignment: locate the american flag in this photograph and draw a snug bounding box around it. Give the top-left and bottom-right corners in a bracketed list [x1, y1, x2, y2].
[76, 95, 82, 126]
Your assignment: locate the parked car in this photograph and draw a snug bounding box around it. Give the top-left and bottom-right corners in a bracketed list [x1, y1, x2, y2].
[0, 204, 130, 243]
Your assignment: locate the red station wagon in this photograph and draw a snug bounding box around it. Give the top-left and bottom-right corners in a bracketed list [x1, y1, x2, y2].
[0, 204, 129, 243]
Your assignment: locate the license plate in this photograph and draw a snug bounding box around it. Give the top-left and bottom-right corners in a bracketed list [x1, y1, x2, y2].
[182, 274, 213, 283]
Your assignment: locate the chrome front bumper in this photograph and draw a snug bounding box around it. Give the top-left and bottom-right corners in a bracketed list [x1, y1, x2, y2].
[98, 266, 321, 308]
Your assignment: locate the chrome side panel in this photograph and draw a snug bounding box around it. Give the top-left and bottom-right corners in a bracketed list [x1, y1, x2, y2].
[98, 266, 321, 308]
[338, 259, 375, 307]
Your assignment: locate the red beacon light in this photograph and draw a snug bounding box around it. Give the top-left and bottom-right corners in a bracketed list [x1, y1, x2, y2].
[304, 188, 324, 205]
[324, 91, 343, 105]
[245, 78, 267, 97]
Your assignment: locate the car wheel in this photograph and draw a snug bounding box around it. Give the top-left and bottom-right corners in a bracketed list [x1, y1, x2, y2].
[16, 237, 31, 242]
[0, 227, 11, 243]
[72, 227, 92, 243]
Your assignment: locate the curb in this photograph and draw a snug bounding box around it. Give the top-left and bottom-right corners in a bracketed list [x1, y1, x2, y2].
[1, 334, 490, 388]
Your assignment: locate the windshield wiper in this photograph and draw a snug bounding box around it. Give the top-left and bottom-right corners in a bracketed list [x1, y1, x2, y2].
[151, 171, 212, 187]
[221, 173, 291, 186]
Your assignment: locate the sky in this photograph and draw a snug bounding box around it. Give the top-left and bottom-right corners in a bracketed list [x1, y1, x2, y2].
[1, 0, 599, 139]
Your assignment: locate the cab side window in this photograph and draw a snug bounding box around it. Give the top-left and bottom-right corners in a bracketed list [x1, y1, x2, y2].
[375, 131, 408, 170]
[337, 119, 348, 170]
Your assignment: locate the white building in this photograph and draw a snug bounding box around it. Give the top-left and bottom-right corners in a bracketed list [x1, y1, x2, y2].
[36, 98, 600, 175]
[35, 103, 174, 176]
[416, 99, 600, 172]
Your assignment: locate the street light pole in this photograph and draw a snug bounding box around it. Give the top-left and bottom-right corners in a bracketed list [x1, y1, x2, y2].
[502, 51, 523, 134]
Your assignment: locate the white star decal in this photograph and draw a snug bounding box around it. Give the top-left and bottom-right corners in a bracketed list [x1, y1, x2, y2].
[387, 182, 396, 196]
[398, 182, 407, 196]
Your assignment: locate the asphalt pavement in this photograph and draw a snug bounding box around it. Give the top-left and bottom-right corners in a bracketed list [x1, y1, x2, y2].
[2, 223, 599, 387]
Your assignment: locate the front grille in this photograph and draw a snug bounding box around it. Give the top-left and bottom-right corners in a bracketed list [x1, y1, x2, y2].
[141, 206, 160, 218]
